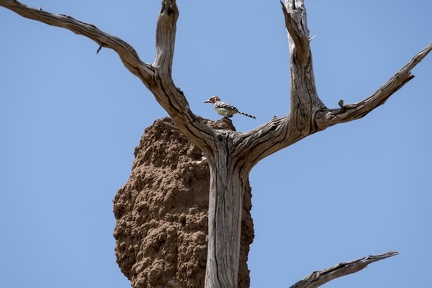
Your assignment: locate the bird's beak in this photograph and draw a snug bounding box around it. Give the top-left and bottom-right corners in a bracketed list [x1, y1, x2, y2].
[204, 99, 211, 103]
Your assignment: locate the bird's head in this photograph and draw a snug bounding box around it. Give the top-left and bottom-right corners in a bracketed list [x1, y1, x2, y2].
[204, 96, 220, 104]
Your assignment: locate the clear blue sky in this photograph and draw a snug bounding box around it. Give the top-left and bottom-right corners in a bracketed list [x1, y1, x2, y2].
[1, 1, 431, 287]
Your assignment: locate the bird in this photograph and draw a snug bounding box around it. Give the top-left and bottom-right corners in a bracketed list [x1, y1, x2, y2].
[204, 96, 256, 119]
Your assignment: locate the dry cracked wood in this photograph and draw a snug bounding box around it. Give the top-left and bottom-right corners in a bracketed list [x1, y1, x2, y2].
[1, 0, 430, 287]
[290, 251, 399, 288]
[1, 0, 430, 165]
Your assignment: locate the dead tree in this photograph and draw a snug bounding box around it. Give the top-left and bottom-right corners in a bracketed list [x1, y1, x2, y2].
[0, 0, 430, 287]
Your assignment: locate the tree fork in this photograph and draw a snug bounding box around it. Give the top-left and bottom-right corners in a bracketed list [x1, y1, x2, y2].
[1, 0, 431, 287]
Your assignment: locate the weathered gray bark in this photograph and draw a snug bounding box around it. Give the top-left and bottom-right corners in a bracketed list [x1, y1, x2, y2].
[0, 0, 431, 287]
[290, 251, 399, 288]
[206, 154, 245, 287]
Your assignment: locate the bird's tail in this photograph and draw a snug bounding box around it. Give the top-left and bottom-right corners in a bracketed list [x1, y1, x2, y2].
[239, 111, 256, 119]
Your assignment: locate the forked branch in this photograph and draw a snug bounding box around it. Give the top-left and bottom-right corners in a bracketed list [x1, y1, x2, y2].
[290, 251, 399, 288]
[233, 0, 431, 171]
[0, 1, 430, 288]
[0, 0, 215, 152]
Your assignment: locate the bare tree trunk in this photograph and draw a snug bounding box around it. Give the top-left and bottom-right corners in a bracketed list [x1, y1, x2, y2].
[205, 155, 245, 287]
[1, 0, 431, 287]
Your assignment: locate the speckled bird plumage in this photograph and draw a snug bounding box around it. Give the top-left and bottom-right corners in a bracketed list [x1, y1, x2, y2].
[204, 96, 256, 119]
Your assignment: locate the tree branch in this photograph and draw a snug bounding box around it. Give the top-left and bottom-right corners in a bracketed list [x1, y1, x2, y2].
[154, 0, 178, 76]
[232, 0, 325, 173]
[0, 0, 216, 152]
[151, 0, 216, 153]
[0, 0, 154, 83]
[316, 42, 432, 130]
[281, 0, 310, 63]
[290, 251, 399, 288]
[233, 2, 431, 173]
[1, 2, 429, 287]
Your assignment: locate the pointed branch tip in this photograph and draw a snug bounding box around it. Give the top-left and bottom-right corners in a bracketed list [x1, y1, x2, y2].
[290, 251, 399, 288]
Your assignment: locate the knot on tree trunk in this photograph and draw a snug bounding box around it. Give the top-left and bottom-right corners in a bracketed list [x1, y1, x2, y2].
[113, 117, 254, 288]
